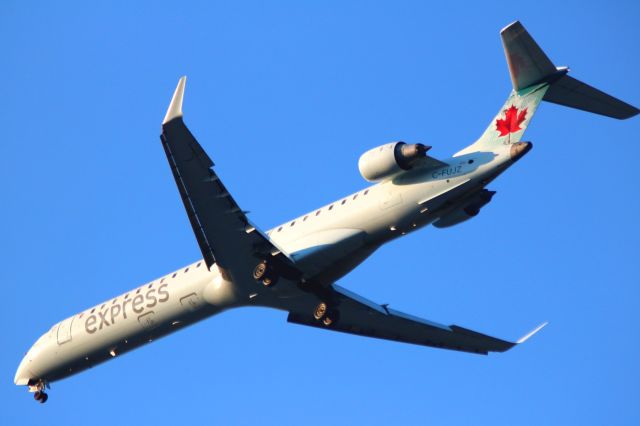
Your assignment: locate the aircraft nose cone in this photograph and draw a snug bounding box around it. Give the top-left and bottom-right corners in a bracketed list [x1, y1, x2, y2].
[14, 354, 33, 386]
[510, 141, 532, 161]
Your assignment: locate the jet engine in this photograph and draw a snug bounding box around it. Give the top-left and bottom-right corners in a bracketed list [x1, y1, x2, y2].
[358, 142, 430, 182]
[433, 189, 496, 228]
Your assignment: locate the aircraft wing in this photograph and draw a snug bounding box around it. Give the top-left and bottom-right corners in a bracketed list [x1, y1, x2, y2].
[160, 77, 299, 283]
[287, 284, 546, 354]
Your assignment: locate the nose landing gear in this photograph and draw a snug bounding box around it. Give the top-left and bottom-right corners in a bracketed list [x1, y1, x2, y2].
[28, 379, 49, 404]
[34, 391, 49, 403]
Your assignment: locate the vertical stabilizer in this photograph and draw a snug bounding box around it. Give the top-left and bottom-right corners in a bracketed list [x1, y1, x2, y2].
[455, 85, 549, 157]
[501, 21, 558, 91]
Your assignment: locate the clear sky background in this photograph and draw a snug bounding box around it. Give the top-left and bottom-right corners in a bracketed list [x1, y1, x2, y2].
[2, 1, 639, 425]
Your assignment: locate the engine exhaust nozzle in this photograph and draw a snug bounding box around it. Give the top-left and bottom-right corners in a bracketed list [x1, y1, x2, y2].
[395, 142, 431, 170]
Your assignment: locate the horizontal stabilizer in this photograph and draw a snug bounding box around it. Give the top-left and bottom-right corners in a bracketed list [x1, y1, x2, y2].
[543, 75, 640, 119]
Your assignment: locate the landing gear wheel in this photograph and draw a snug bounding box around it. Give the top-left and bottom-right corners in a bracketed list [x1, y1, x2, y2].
[314, 302, 328, 321]
[253, 262, 268, 280]
[322, 316, 334, 326]
[34, 391, 48, 403]
[253, 261, 278, 286]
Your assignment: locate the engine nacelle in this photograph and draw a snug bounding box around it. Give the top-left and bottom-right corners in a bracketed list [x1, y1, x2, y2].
[358, 142, 430, 182]
[433, 190, 496, 228]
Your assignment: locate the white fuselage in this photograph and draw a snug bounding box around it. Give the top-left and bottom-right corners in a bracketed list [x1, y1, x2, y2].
[15, 144, 516, 386]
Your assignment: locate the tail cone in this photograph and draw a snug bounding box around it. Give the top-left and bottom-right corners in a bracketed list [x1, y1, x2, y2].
[510, 141, 532, 161]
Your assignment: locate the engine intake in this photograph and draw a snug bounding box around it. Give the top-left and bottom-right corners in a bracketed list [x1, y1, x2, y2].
[358, 142, 430, 182]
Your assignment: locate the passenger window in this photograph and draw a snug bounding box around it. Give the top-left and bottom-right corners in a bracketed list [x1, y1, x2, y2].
[91, 308, 95, 313]
[277, 227, 283, 232]
[303, 215, 308, 221]
[328, 205, 334, 210]
[124, 293, 130, 299]
[160, 278, 165, 283]
[172, 273, 177, 278]
[136, 288, 141, 294]
[148, 283, 153, 288]
[352, 194, 358, 200]
[184, 267, 189, 273]
[197, 262, 201, 268]
[341, 199, 346, 205]
[112, 299, 117, 305]
[315, 210, 321, 216]
[290, 221, 296, 227]
[101, 304, 105, 310]
[364, 189, 369, 195]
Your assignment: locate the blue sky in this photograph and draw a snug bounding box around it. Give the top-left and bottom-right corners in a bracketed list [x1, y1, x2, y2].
[2, 1, 639, 425]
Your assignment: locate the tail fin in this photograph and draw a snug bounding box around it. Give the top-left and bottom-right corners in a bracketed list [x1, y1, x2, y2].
[501, 21, 557, 91]
[455, 21, 639, 156]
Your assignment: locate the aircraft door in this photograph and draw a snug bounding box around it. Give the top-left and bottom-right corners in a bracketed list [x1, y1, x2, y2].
[57, 317, 75, 345]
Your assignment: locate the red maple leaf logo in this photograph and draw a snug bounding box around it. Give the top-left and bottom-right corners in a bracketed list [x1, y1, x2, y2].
[496, 105, 528, 136]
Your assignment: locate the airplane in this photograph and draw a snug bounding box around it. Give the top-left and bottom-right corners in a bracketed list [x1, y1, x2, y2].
[15, 21, 638, 404]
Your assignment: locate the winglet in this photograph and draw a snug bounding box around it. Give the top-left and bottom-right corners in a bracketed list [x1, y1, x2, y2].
[516, 321, 548, 344]
[163, 76, 187, 125]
